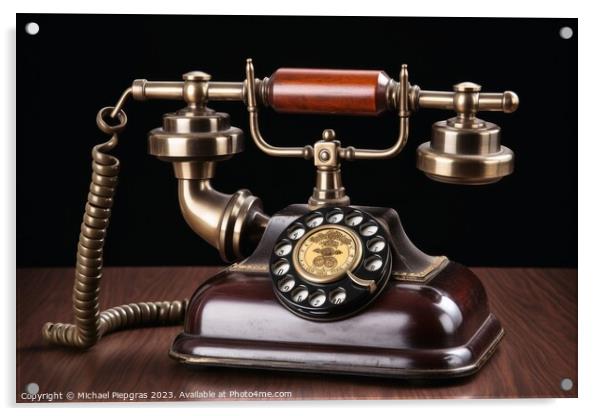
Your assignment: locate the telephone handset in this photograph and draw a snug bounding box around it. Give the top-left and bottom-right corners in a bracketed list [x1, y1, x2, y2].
[43, 59, 519, 378]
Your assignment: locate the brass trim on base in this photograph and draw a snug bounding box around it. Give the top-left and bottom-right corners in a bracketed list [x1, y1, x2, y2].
[228, 263, 270, 274]
[392, 256, 448, 283]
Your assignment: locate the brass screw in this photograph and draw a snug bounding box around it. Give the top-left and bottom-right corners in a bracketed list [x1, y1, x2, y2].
[319, 150, 331, 162]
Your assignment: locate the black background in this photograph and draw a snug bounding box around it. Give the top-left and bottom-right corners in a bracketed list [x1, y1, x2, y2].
[16, 14, 577, 268]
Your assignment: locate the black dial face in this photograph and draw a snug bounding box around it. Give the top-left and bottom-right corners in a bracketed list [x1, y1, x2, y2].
[269, 207, 392, 321]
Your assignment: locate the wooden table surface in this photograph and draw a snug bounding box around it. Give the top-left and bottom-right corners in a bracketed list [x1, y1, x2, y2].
[16, 266, 577, 402]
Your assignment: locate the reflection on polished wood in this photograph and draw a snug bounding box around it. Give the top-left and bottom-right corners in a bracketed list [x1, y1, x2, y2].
[17, 267, 577, 401]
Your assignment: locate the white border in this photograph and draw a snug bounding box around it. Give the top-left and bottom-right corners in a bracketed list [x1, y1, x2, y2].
[2, 1, 599, 415]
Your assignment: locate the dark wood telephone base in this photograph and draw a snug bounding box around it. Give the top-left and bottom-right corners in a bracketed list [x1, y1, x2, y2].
[170, 205, 504, 379]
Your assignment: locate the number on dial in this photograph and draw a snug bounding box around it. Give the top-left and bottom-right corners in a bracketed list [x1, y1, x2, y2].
[274, 241, 292, 256]
[277, 275, 295, 292]
[329, 288, 347, 305]
[345, 213, 363, 226]
[272, 260, 290, 276]
[291, 287, 309, 303]
[288, 226, 305, 240]
[364, 256, 383, 271]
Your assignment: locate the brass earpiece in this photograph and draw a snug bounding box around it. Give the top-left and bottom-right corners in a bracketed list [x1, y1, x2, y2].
[415, 82, 519, 185]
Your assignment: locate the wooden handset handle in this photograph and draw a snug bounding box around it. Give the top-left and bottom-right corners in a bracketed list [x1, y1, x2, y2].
[265, 68, 393, 116]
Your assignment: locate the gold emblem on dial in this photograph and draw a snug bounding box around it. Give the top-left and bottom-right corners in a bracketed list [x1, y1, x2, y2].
[292, 225, 363, 284]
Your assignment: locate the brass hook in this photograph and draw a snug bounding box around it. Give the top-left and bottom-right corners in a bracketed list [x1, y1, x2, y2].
[245, 59, 313, 160]
[109, 87, 133, 119]
[342, 64, 410, 160]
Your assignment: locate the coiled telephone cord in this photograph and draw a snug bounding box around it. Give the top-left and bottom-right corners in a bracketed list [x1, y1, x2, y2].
[42, 107, 188, 349]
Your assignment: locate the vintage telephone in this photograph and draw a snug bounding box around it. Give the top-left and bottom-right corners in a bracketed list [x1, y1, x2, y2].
[42, 59, 519, 378]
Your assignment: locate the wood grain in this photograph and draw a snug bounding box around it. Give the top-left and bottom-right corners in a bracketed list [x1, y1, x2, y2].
[267, 68, 391, 116]
[16, 267, 577, 402]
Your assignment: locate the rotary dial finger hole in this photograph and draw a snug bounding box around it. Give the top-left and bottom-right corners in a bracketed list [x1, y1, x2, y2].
[309, 290, 326, 307]
[364, 255, 383, 272]
[274, 240, 293, 256]
[328, 288, 347, 305]
[305, 213, 324, 228]
[272, 259, 290, 276]
[359, 221, 378, 237]
[277, 275, 296, 293]
[326, 209, 344, 224]
[291, 286, 309, 303]
[287, 225, 306, 240]
[345, 212, 364, 227]
[367, 236, 386, 253]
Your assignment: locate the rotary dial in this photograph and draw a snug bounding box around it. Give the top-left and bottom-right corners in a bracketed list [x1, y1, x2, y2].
[269, 207, 392, 321]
